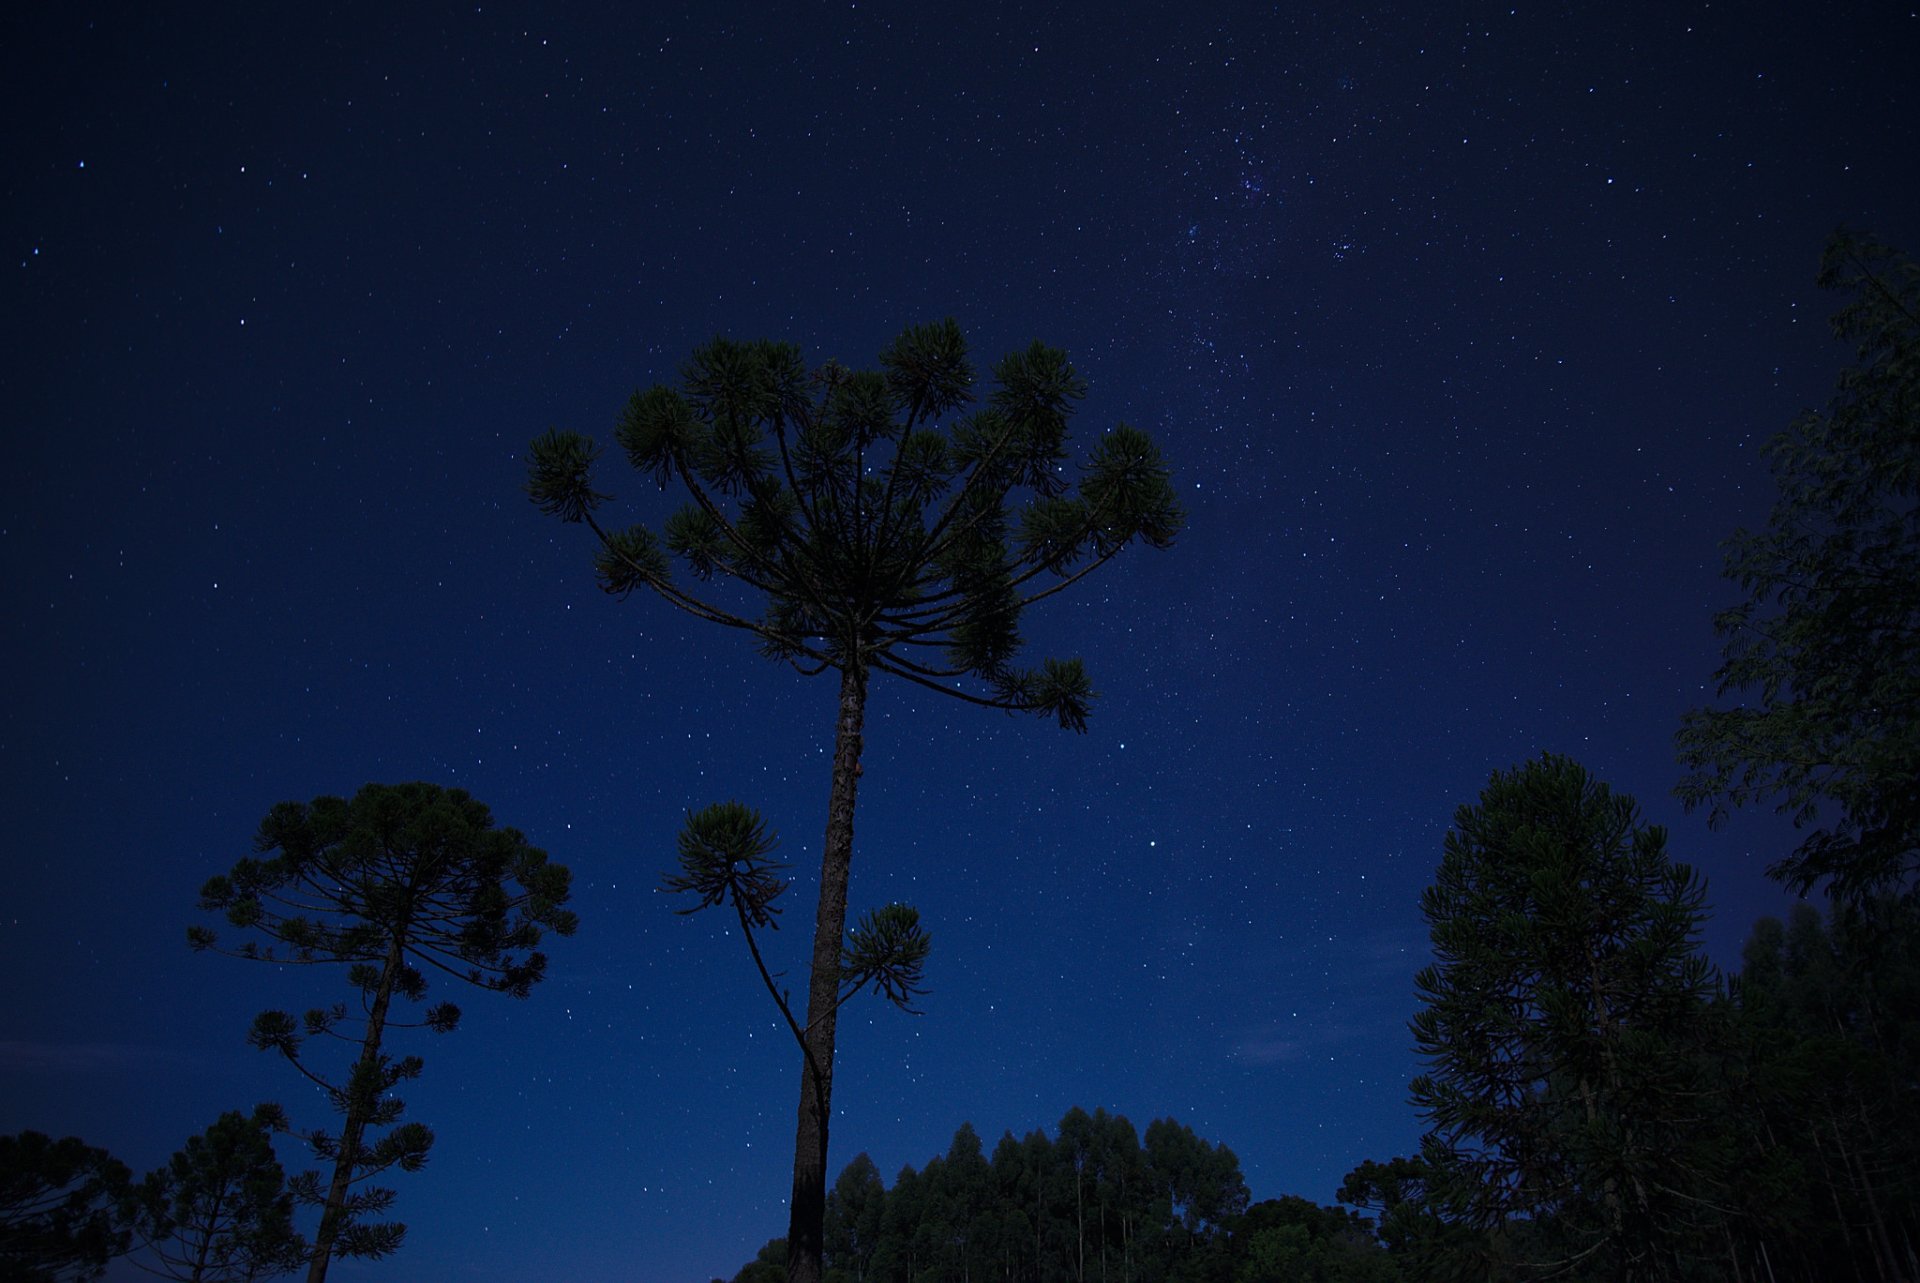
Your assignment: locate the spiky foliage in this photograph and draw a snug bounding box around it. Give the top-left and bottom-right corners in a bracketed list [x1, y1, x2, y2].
[665, 802, 930, 1105]
[528, 321, 1179, 1283]
[191, 782, 577, 1283]
[1677, 231, 1920, 903]
[526, 322, 1179, 725]
[1410, 755, 1724, 1282]
[124, 1105, 307, 1282]
[0, 1132, 130, 1282]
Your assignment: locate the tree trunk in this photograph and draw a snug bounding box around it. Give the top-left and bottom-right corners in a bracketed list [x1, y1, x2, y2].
[189, 1179, 226, 1281]
[786, 661, 870, 1283]
[308, 936, 404, 1283]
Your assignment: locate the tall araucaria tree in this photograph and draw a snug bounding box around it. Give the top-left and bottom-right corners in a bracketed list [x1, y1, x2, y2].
[525, 321, 1181, 1283]
[189, 782, 577, 1283]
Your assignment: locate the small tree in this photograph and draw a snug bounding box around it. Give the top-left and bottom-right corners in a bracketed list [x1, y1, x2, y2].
[1409, 755, 1722, 1282]
[124, 1105, 307, 1281]
[1677, 231, 1920, 903]
[665, 799, 931, 1153]
[527, 321, 1180, 1283]
[190, 782, 577, 1283]
[0, 1132, 130, 1282]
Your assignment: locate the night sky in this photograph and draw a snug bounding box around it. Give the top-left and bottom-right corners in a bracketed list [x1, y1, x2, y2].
[5, 3, 1917, 1279]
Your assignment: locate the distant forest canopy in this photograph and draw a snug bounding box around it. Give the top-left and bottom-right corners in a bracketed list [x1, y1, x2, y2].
[724, 893, 1920, 1283]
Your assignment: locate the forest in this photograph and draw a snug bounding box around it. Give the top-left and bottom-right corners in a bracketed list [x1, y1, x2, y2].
[3, 232, 1914, 1283]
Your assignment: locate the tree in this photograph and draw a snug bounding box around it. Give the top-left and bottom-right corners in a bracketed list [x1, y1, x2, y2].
[1143, 1117, 1248, 1263]
[123, 1105, 307, 1282]
[1230, 1197, 1397, 1283]
[190, 782, 577, 1283]
[1676, 231, 1920, 903]
[526, 321, 1181, 1283]
[1713, 900, 1920, 1282]
[662, 801, 930, 1207]
[1408, 755, 1724, 1282]
[0, 1132, 130, 1282]
[733, 1237, 788, 1283]
[822, 1153, 886, 1283]
[1335, 1158, 1486, 1283]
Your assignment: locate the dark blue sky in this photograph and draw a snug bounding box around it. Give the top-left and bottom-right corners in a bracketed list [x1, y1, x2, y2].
[4, 3, 1915, 1279]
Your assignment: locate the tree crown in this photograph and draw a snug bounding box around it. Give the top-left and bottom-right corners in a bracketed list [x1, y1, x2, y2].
[1676, 230, 1920, 901]
[192, 781, 577, 999]
[527, 321, 1182, 729]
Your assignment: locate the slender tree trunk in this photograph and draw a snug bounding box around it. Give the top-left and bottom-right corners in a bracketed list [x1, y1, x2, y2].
[308, 937, 405, 1283]
[1844, 1096, 1907, 1283]
[786, 661, 869, 1283]
[1075, 1164, 1084, 1283]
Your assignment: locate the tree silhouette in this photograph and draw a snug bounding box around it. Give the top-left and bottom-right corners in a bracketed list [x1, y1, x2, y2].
[822, 1153, 886, 1283]
[190, 782, 576, 1283]
[527, 320, 1180, 1282]
[1409, 755, 1722, 1282]
[1677, 231, 1920, 903]
[124, 1105, 307, 1282]
[662, 800, 931, 1191]
[0, 1132, 130, 1282]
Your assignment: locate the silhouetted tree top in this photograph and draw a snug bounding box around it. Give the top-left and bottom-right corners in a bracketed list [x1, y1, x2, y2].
[124, 1105, 307, 1282]
[0, 1132, 130, 1282]
[1410, 754, 1722, 1281]
[527, 321, 1183, 728]
[192, 780, 577, 997]
[1677, 230, 1920, 902]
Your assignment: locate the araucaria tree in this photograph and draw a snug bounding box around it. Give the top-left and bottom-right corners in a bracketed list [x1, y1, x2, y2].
[526, 321, 1181, 1283]
[1677, 231, 1920, 903]
[190, 782, 577, 1283]
[124, 1105, 307, 1282]
[0, 1131, 130, 1282]
[1410, 755, 1722, 1282]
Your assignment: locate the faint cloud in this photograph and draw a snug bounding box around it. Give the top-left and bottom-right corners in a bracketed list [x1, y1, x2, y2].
[1350, 927, 1427, 982]
[1236, 1020, 1367, 1065]
[0, 1040, 208, 1074]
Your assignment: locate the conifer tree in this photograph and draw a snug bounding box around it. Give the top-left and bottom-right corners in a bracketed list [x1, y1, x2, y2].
[1409, 755, 1722, 1282]
[1677, 231, 1920, 902]
[526, 320, 1181, 1283]
[124, 1105, 307, 1282]
[0, 1132, 130, 1282]
[190, 782, 577, 1283]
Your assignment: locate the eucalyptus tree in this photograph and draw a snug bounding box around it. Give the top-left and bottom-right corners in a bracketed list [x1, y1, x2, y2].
[190, 782, 576, 1283]
[526, 320, 1181, 1282]
[822, 1153, 886, 1283]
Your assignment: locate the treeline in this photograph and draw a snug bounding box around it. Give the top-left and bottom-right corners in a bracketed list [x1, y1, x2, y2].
[727, 890, 1920, 1283]
[1712, 899, 1920, 1280]
[725, 1108, 1393, 1283]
